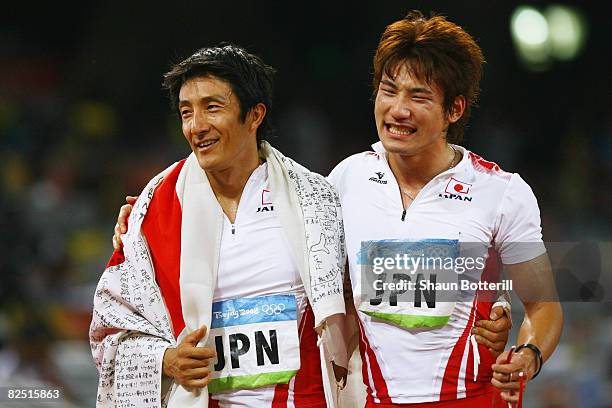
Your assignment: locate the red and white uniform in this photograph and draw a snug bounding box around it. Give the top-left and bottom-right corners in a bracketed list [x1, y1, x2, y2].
[209, 163, 325, 408]
[327, 142, 545, 404]
[143, 163, 326, 408]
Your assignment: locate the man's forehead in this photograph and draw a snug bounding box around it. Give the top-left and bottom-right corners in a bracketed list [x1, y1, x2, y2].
[179, 75, 233, 100]
[382, 61, 441, 94]
[384, 62, 428, 85]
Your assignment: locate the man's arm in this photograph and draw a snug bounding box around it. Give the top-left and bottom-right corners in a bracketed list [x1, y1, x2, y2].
[342, 264, 360, 357]
[491, 253, 563, 403]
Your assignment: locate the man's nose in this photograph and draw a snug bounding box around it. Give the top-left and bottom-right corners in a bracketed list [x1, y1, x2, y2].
[191, 109, 211, 135]
[389, 95, 412, 120]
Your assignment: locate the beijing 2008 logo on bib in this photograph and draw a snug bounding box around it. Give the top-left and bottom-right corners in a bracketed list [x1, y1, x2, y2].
[206, 294, 300, 393]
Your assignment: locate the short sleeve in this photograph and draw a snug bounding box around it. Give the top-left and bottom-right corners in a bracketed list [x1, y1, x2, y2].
[326, 154, 357, 193]
[494, 174, 546, 264]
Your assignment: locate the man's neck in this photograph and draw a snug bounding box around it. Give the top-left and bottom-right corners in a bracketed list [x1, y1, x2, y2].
[206, 153, 262, 200]
[388, 141, 457, 188]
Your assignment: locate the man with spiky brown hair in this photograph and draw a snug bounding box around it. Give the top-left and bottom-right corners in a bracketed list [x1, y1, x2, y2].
[328, 10, 562, 406]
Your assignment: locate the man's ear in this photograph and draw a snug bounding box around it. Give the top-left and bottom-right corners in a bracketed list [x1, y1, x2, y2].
[448, 95, 466, 124]
[248, 103, 267, 133]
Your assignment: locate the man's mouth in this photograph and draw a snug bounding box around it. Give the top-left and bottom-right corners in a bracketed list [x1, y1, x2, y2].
[196, 139, 219, 149]
[386, 124, 417, 136]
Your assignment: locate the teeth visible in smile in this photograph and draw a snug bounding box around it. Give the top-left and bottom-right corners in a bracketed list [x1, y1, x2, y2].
[388, 125, 415, 135]
[197, 140, 217, 148]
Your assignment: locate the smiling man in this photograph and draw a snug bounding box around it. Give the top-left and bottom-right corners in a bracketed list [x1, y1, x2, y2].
[90, 45, 347, 408]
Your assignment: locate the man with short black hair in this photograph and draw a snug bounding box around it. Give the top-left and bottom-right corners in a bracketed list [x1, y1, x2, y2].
[91, 44, 347, 408]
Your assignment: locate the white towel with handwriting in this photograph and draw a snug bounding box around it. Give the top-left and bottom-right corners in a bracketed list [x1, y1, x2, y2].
[90, 141, 346, 407]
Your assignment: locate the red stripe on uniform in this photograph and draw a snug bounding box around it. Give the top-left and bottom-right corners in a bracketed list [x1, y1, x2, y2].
[440, 301, 477, 401]
[440, 248, 502, 400]
[273, 302, 326, 407]
[141, 159, 187, 338]
[208, 395, 220, 408]
[271, 382, 289, 408]
[357, 320, 374, 397]
[465, 293, 496, 398]
[465, 250, 502, 397]
[468, 151, 502, 172]
[293, 303, 326, 407]
[357, 317, 392, 404]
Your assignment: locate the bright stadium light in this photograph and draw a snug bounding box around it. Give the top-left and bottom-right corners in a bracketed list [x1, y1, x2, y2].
[512, 7, 549, 46]
[510, 6, 551, 69]
[510, 4, 588, 70]
[545, 5, 587, 61]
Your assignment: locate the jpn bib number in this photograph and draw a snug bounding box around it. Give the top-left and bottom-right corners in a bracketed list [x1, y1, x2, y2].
[206, 294, 300, 393]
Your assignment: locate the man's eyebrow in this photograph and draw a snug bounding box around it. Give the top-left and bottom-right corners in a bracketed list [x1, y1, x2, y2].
[380, 79, 398, 89]
[380, 80, 433, 95]
[410, 87, 433, 94]
[178, 95, 227, 107]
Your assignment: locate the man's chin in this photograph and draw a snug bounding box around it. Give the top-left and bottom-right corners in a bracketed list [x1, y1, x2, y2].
[195, 156, 216, 172]
[379, 138, 416, 155]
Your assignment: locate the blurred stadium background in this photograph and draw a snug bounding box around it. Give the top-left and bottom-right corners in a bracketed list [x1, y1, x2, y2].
[1, 1, 610, 407]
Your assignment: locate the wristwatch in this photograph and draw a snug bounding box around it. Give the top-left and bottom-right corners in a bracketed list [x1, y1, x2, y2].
[515, 343, 543, 379]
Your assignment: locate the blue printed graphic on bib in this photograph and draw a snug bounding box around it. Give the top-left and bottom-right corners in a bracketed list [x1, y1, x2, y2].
[211, 294, 297, 329]
[207, 294, 300, 393]
[357, 239, 460, 329]
[357, 238, 460, 266]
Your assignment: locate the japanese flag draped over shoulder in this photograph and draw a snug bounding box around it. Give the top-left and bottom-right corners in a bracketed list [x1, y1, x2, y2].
[90, 141, 346, 408]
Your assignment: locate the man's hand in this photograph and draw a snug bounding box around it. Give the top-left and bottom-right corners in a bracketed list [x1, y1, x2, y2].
[331, 362, 348, 388]
[491, 348, 537, 403]
[163, 326, 216, 388]
[471, 306, 510, 358]
[112, 195, 138, 250]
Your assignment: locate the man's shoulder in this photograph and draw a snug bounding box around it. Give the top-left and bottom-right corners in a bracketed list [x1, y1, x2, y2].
[465, 149, 514, 184]
[158, 158, 188, 188]
[463, 149, 538, 206]
[329, 151, 384, 178]
[327, 150, 385, 193]
[141, 157, 188, 216]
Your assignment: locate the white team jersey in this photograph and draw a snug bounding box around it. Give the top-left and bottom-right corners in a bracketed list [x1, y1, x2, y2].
[215, 163, 304, 303]
[210, 163, 323, 407]
[327, 142, 546, 403]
